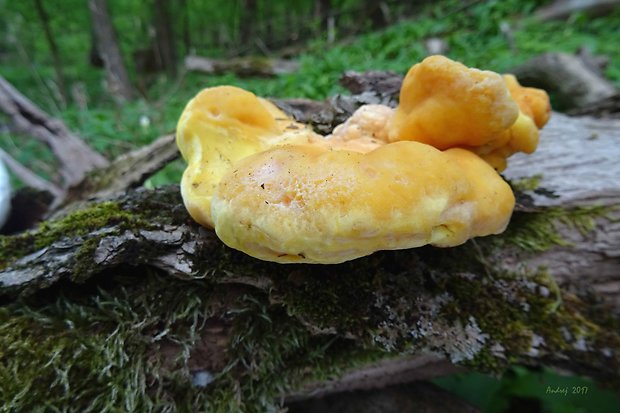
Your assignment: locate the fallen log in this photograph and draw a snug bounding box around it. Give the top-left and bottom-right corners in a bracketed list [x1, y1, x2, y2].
[511, 52, 617, 110]
[0, 76, 109, 188]
[535, 0, 620, 21]
[185, 55, 299, 77]
[0, 77, 619, 411]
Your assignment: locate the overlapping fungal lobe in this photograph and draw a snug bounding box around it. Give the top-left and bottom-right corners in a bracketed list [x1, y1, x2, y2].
[388, 55, 551, 172]
[176, 55, 550, 264]
[176, 86, 319, 228]
[471, 74, 551, 171]
[388, 55, 520, 149]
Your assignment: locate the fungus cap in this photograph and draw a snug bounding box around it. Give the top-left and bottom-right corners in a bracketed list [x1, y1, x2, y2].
[469, 74, 551, 171]
[176, 56, 551, 264]
[177, 86, 317, 227]
[212, 142, 514, 263]
[388, 55, 520, 149]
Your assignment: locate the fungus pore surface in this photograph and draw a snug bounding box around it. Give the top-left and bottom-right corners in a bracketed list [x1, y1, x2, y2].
[176, 55, 551, 264]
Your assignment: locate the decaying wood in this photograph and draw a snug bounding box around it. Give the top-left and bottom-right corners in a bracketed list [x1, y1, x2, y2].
[511, 52, 617, 110]
[504, 113, 620, 308]
[185, 55, 299, 77]
[338, 70, 403, 98]
[535, 0, 620, 21]
[286, 354, 465, 402]
[0, 147, 62, 198]
[62, 133, 179, 208]
[0, 77, 179, 221]
[271, 71, 402, 134]
[568, 94, 620, 118]
[0, 76, 109, 188]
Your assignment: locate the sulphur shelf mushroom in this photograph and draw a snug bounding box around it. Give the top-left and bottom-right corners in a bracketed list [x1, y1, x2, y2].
[176, 55, 550, 264]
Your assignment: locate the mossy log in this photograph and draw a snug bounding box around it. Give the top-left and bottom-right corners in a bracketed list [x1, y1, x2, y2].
[1, 82, 619, 411]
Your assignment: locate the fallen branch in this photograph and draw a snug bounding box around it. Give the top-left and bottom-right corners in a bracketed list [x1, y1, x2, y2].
[185, 55, 299, 77]
[536, 0, 620, 21]
[61, 133, 178, 209]
[0, 147, 63, 198]
[511, 52, 617, 110]
[0, 76, 109, 187]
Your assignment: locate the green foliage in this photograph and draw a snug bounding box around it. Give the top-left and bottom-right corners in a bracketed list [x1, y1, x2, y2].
[3, 0, 620, 188]
[435, 366, 620, 413]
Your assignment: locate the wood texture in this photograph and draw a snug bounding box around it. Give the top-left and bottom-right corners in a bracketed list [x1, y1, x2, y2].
[0, 76, 109, 188]
[88, 0, 135, 100]
[504, 113, 620, 308]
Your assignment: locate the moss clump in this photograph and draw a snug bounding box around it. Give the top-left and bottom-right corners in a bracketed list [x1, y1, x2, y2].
[0, 270, 209, 412]
[0, 201, 145, 270]
[0, 269, 390, 412]
[273, 260, 380, 334]
[510, 175, 543, 192]
[497, 205, 610, 252]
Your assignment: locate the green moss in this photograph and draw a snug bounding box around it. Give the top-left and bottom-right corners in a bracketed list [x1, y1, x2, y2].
[498, 205, 610, 252]
[0, 188, 185, 272]
[511, 175, 543, 192]
[0, 201, 145, 270]
[1, 188, 618, 409]
[0, 271, 205, 412]
[71, 237, 105, 281]
[0, 268, 392, 412]
[274, 262, 379, 334]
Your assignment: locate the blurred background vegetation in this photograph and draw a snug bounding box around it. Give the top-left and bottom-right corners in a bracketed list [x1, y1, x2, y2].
[1, 0, 619, 411]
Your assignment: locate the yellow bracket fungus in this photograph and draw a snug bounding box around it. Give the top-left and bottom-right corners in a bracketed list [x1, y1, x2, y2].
[176, 55, 551, 264]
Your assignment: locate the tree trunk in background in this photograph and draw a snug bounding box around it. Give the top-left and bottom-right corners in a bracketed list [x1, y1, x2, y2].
[314, 0, 331, 34]
[88, 0, 134, 101]
[365, 0, 390, 29]
[180, 0, 191, 55]
[240, 0, 258, 47]
[153, 0, 178, 77]
[33, 0, 67, 107]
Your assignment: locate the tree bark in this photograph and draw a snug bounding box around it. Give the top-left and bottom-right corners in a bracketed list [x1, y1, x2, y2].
[314, 0, 332, 35]
[88, 0, 135, 101]
[180, 0, 191, 54]
[185, 55, 299, 77]
[240, 0, 258, 46]
[503, 114, 620, 308]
